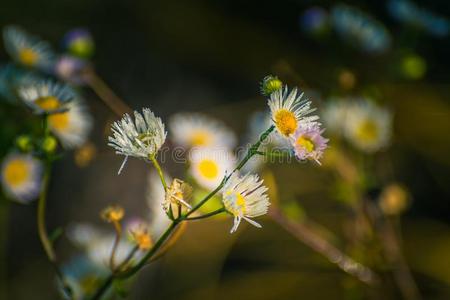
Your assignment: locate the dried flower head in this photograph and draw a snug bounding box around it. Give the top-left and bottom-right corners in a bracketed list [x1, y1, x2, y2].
[108, 108, 166, 174]
[163, 178, 193, 214]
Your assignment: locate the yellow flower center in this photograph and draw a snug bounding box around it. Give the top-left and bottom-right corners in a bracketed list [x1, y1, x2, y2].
[356, 119, 379, 143]
[35, 96, 60, 111]
[198, 159, 219, 179]
[296, 136, 315, 153]
[189, 130, 211, 146]
[19, 48, 38, 66]
[48, 112, 70, 130]
[224, 191, 247, 215]
[274, 109, 297, 136]
[3, 159, 30, 187]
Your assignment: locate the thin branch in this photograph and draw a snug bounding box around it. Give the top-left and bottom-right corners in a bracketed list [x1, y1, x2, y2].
[82, 68, 132, 117]
[269, 206, 380, 285]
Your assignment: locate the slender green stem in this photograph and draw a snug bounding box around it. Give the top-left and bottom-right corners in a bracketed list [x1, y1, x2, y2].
[89, 222, 179, 300]
[37, 162, 56, 261]
[109, 221, 122, 271]
[89, 126, 275, 300]
[185, 125, 275, 218]
[185, 207, 225, 221]
[150, 155, 167, 191]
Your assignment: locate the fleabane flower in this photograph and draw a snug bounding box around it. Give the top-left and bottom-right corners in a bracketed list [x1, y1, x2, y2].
[222, 173, 270, 233]
[189, 147, 235, 190]
[47, 99, 93, 149]
[169, 113, 236, 149]
[18, 79, 75, 114]
[3, 25, 55, 70]
[108, 108, 167, 174]
[268, 85, 319, 138]
[344, 100, 392, 152]
[1, 153, 43, 203]
[163, 178, 193, 214]
[291, 122, 328, 164]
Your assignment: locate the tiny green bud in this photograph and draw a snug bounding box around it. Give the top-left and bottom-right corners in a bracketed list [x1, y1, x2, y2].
[16, 135, 33, 152]
[42, 136, 58, 153]
[260, 75, 282, 96]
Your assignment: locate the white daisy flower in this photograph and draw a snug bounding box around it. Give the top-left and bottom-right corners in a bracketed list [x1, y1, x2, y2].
[344, 100, 392, 152]
[1, 153, 43, 203]
[189, 147, 235, 190]
[47, 99, 93, 149]
[268, 85, 319, 138]
[108, 108, 167, 174]
[3, 25, 55, 70]
[169, 113, 237, 149]
[222, 173, 270, 233]
[18, 79, 75, 114]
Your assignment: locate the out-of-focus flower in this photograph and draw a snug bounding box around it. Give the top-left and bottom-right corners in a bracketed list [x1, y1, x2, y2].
[129, 224, 153, 251]
[401, 53, 427, 80]
[87, 234, 136, 268]
[41, 136, 58, 154]
[48, 99, 93, 149]
[108, 108, 167, 174]
[169, 113, 236, 149]
[67, 223, 138, 268]
[146, 170, 172, 236]
[163, 178, 193, 213]
[1, 153, 42, 203]
[189, 147, 235, 190]
[3, 25, 55, 70]
[54, 55, 88, 85]
[16, 134, 33, 152]
[222, 173, 270, 233]
[260, 75, 283, 96]
[331, 4, 391, 54]
[291, 122, 328, 164]
[322, 99, 350, 135]
[60, 256, 107, 300]
[387, 0, 449, 37]
[74, 142, 97, 168]
[101, 205, 125, 223]
[0, 64, 38, 103]
[62, 28, 95, 58]
[18, 79, 75, 114]
[344, 100, 392, 153]
[300, 7, 330, 36]
[268, 86, 319, 138]
[379, 184, 409, 215]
